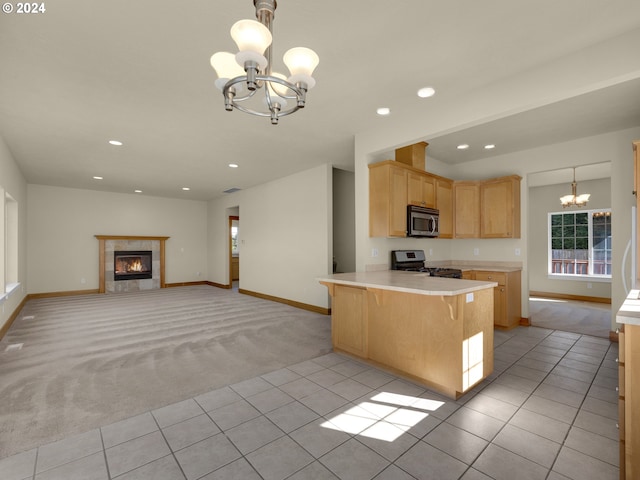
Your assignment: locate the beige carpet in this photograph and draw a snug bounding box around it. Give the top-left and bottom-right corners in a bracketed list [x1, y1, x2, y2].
[529, 296, 612, 338]
[0, 285, 332, 459]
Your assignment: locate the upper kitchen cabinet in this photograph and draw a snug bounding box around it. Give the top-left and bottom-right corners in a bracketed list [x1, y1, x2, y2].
[408, 171, 436, 208]
[481, 175, 522, 238]
[453, 181, 481, 238]
[436, 177, 453, 239]
[369, 159, 454, 238]
[369, 161, 408, 237]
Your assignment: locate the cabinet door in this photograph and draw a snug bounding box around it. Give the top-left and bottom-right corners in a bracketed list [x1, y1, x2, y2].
[474, 271, 508, 327]
[454, 182, 480, 238]
[408, 172, 436, 208]
[332, 285, 367, 357]
[389, 166, 409, 236]
[436, 178, 453, 239]
[369, 162, 408, 237]
[481, 176, 521, 238]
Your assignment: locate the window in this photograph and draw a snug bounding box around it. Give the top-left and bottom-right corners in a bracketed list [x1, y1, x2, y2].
[548, 209, 611, 278]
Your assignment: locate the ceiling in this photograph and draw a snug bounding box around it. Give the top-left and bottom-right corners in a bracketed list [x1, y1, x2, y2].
[1, 1, 640, 200]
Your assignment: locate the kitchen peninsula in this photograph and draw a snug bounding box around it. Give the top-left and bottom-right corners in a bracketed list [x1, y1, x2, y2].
[319, 271, 498, 399]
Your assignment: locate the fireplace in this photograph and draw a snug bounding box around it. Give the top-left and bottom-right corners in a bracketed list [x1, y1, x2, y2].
[114, 250, 153, 281]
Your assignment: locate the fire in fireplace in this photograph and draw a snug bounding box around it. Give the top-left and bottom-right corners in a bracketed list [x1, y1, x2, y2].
[114, 251, 152, 281]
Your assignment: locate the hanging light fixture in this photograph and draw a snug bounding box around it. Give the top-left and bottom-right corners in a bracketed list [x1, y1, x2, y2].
[560, 167, 591, 208]
[210, 0, 319, 125]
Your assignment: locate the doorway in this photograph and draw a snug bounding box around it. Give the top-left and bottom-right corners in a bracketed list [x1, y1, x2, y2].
[229, 215, 239, 288]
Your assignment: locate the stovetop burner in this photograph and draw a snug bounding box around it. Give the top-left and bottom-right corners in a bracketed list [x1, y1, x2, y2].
[391, 250, 463, 278]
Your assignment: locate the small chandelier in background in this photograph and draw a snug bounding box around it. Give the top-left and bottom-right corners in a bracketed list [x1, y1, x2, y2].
[210, 0, 319, 125]
[560, 167, 591, 208]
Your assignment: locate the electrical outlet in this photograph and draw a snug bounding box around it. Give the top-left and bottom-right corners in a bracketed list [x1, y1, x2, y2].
[466, 292, 474, 303]
[429, 248, 433, 256]
[372, 248, 379, 257]
[587, 282, 593, 289]
[515, 248, 521, 256]
[80, 278, 86, 284]
[473, 248, 479, 256]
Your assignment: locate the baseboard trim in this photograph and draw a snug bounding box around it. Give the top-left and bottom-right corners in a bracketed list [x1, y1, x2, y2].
[206, 281, 232, 289]
[239, 288, 330, 315]
[165, 281, 210, 288]
[520, 317, 531, 326]
[27, 289, 101, 300]
[529, 291, 611, 304]
[0, 295, 29, 340]
[609, 330, 619, 343]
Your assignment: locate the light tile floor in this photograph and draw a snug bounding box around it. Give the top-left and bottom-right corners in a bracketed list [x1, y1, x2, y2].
[0, 326, 620, 480]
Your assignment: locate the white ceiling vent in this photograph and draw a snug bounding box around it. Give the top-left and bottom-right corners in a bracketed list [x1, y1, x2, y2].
[223, 187, 242, 194]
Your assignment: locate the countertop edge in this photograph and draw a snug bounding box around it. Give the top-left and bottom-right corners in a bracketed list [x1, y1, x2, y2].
[616, 289, 640, 326]
[318, 274, 498, 297]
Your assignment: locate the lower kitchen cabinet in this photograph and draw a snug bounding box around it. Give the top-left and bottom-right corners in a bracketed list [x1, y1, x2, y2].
[620, 324, 640, 479]
[329, 284, 368, 358]
[473, 270, 521, 329]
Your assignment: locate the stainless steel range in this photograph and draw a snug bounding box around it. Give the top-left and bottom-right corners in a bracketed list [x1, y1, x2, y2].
[391, 250, 463, 278]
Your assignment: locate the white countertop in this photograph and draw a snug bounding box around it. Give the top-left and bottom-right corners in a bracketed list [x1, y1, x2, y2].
[318, 271, 498, 296]
[617, 288, 640, 326]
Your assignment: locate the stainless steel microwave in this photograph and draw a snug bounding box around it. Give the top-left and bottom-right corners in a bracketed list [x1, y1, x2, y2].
[407, 205, 439, 237]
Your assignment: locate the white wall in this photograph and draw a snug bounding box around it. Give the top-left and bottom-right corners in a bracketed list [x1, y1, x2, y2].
[529, 178, 612, 298]
[0, 135, 28, 332]
[27, 185, 208, 293]
[207, 164, 332, 309]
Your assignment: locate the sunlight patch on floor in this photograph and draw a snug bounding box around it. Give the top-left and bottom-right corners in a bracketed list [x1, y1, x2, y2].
[321, 391, 444, 442]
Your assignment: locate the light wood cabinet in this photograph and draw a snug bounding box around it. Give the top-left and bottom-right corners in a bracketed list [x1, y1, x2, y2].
[473, 270, 521, 329]
[369, 160, 452, 238]
[453, 176, 521, 239]
[408, 171, 436, 208]
[620, 140, 640, 479]
[453, 181, 481, 238]
[329, 284, 368, 358]
[481, 175, 521, 238]
[369, 161, 408, 237]
[322, 279, 495, 399]
[436, 178, 453, 239]
[620, 324, 640, 480]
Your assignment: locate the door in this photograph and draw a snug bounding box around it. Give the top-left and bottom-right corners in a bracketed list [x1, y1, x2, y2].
[229, 216, 239, 285]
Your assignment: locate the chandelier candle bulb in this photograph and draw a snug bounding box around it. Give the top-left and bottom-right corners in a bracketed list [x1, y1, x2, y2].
[210, 52, 245, 90]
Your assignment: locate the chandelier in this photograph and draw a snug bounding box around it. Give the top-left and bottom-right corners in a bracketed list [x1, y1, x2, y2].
[210, 0, 319, 125]
[560, 167, 590, 208]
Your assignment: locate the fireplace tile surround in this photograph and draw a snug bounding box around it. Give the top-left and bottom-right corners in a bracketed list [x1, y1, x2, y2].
[95, 236, 169, 293]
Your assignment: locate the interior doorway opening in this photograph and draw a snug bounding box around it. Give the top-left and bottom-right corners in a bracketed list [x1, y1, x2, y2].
[229, 215, 239, 287]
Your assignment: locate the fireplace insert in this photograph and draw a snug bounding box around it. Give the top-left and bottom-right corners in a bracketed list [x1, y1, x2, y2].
[114, 250, 152, 281]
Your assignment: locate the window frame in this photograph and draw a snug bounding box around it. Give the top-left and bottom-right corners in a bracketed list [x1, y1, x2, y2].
[547, 208, 612, 282]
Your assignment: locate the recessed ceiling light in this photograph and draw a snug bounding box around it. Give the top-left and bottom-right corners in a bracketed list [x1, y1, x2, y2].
[182, 187, 190, 191]
[376, 107, 391, 116]
[93, 176, 103, 180]
[417, 87, 435, 98]
[484, 144, 496, 149]
[228, 163, 239, 168]
[134, 189, 142, 193]
[108, 140, 123, 146]
[457, 144, 470, 150]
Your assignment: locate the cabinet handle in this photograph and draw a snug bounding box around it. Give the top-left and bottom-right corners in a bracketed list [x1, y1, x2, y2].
[500, 288, 505, 292]
[616, 386, 619, 392]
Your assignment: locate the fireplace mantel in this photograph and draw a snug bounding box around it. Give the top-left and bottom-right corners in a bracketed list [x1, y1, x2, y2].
[95, 236, 169, 293]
